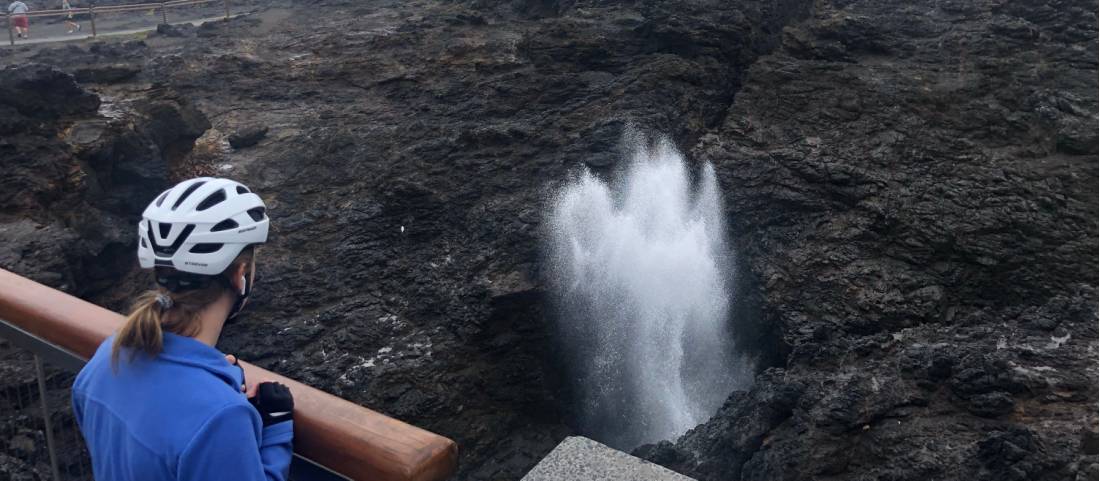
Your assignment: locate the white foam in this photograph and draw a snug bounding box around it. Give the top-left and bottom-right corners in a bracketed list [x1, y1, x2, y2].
[547, 134, 750, 449]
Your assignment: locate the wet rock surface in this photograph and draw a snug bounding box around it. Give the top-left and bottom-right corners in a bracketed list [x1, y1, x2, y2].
[635, 0, 1098, 480]
[1, 0, 1096, 480]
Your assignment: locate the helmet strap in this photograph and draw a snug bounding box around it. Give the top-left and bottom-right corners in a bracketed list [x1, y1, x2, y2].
[215, 272, 251, 324]
[226, 274, 251, 324]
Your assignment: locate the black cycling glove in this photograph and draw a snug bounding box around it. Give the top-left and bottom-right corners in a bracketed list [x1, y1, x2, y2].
[248, 382, 294, 427]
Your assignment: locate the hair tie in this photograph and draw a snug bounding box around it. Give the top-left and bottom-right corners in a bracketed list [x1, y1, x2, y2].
[156, 294, 174, 311]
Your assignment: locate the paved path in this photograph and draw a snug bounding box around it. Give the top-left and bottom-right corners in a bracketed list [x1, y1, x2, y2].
[6, 12, 245, 46]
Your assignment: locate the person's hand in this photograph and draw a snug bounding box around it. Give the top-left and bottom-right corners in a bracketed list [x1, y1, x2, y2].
[248, 382, 294, 427]
[225, 354, 246, 393]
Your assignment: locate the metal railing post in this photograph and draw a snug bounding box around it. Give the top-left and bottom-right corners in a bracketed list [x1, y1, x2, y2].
[6, 13, 14, 46]
[161, 2, 168, 24]
[89, 5, 96, 37]
[35, 355, 63, 481]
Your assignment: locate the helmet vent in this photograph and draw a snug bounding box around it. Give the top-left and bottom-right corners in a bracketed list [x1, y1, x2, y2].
[140, 238, 148, 248]
[158, 222, 171, 239]
[247, 207, 266, 222]
[197, 189, 227, 211]
[172, 181, 206, 210]
[236, 186, 249, 194]
[148, 224, 195, 256]
[190, 243, 223, 254]
[155, 191, 169, 207]
[211, 219, 239, 232]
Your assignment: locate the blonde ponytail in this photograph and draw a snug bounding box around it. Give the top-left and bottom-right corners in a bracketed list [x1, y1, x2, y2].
[112, 247, 256, 370]
[111, 291, 168, 369]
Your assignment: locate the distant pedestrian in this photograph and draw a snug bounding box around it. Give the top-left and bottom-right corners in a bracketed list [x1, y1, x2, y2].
[7, 0, 29, 39]
[62, 0, 79, 34]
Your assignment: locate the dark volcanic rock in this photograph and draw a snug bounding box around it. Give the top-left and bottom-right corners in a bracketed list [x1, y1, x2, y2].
[0, 65, 209, 295]
[635, 0, 1098, 480]
[24, 41, 150, 85]
[155, 22, 197, 38]
[0, 64, 99, 119]
[72, 63, 142, 84]
[228, 125, 269, 149]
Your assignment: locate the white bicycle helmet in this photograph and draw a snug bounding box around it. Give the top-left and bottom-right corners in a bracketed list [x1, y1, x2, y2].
[137, 177, 268, 277]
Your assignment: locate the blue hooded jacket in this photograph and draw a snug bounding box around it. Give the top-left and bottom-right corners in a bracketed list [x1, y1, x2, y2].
[72, 333, 293, 481]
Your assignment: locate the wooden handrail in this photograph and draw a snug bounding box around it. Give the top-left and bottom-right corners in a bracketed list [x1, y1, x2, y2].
[0, 268, 458, 481]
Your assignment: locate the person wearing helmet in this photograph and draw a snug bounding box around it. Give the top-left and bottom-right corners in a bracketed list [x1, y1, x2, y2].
[71, 177, 294, 481]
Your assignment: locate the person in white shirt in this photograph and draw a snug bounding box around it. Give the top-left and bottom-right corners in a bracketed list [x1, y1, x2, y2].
[7, 1, 30, 38]
[62, 0, 79, 34]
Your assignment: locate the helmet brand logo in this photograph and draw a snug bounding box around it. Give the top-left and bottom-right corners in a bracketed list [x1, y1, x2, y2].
[238, 226, 257, 233]
[184, 261, 209, 267]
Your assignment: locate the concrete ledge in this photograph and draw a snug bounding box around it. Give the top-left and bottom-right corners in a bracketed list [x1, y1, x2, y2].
[521, 437, 695, 481]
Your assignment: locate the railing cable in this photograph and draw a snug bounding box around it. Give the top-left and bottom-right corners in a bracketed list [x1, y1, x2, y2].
[34, 355, 63, 481]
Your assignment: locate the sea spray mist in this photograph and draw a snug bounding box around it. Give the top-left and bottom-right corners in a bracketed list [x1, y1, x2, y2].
[547, 132, 752, 449]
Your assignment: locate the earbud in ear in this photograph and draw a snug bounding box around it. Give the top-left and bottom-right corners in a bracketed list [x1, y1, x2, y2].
[240, 276, 247, 296]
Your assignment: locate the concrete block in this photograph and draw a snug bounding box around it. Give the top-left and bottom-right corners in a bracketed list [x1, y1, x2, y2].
[521, 436, 695, 481]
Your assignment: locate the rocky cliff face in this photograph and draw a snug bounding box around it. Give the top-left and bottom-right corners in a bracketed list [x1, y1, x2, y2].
[1, 63, 209, 297]
[636, 0, 1099, 480]
[1, 0, 1095, 480]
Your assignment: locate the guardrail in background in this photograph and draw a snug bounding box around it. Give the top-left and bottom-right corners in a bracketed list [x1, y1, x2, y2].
[6, 0, 232, 46]
[0, 268, 459, 481]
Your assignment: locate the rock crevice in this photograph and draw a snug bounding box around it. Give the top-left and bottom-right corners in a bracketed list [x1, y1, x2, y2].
[636, 1, 1098, 479]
